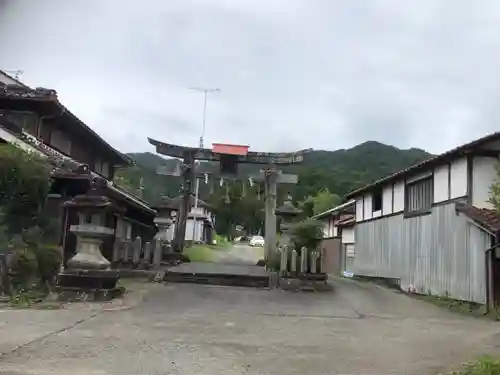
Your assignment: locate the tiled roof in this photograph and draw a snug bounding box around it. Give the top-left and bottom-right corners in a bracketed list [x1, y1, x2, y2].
[0, 83, 57, 100]
[0, 83, 131, 165]
[455, 203, 500, 234]
[153, 195, 210, 211]
[0, 122, 154, 214]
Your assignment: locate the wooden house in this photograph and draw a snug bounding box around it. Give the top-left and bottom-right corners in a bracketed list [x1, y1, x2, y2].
[346, 132, 500, 307]
[0, 70, 157, 262]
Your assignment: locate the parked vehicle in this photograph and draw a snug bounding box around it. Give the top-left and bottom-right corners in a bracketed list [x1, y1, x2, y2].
[249, 235, 265, 247]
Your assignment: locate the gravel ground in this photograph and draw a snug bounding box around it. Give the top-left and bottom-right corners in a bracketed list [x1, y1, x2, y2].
[1, 277, 500, 375]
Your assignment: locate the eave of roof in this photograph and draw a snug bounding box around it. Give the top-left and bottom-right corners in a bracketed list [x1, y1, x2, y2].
[312, 199, 356, 220]
[0, 124, 154, 214]
[346, 131, 500, 199]
[0, 83, 132, 166]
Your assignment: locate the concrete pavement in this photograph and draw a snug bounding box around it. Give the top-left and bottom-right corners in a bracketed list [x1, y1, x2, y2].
[1, 278, 500, 374]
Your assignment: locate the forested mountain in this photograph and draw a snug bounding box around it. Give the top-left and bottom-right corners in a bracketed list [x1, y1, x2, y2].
[114, 141, 432, 235]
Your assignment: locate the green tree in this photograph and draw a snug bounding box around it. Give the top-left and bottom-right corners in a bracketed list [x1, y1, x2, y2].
[300, 188, 341, 217]
[0, 144, 51, 234]
[489, 164, 500, 211]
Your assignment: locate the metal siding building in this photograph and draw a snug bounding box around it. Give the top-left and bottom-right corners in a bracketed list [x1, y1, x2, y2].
[353, 202, 489, 304]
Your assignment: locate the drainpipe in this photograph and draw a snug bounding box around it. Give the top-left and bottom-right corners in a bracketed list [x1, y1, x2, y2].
[37, 106, 66, 139]
[485, 230, 500, 314]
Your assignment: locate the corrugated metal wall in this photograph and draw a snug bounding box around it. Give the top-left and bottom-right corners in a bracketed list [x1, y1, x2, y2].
[354, 203, 490, 303]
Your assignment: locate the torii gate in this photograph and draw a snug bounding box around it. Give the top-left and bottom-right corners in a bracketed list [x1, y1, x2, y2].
[148, 137, 311, 259]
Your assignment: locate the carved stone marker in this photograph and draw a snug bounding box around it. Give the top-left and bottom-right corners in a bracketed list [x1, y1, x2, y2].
[141, 241, 152, 269]
[132, 236, 142, 267]
[152, 238, 162, 268]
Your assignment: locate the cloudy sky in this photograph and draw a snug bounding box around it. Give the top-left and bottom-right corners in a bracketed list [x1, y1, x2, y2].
[1, 0, 499, 154]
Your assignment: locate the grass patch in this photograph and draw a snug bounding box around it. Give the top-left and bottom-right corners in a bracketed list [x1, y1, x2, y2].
[184, 244, 228, 262]
[407, 293, 500, 320]
[452, 356, 500, 375]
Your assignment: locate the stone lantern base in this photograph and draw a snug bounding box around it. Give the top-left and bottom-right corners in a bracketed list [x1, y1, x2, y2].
[57, 269, 124, 302]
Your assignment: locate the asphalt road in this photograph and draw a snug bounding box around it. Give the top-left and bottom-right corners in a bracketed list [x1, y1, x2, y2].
[2, 277, 500, 375]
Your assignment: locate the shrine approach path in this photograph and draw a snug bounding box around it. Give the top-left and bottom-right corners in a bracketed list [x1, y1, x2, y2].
[2, 277, 500, 375]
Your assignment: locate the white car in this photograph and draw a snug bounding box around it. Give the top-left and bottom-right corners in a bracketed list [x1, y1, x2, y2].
[249, 235, 265, 247]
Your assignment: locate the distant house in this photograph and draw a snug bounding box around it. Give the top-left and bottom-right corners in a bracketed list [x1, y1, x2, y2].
[346, 132, 500, 307]
[313, 200, 355, 275]
[0, 71, 157, 261]
[156, 196, 216, 244]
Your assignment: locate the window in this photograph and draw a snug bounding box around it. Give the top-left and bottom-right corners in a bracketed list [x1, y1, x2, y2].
[94, 159, 110, 178]
[2, 110, 38, 135]
[372, 188, 382, 212]
[405, 177, 433, 215]
[49, 129, 72, 155]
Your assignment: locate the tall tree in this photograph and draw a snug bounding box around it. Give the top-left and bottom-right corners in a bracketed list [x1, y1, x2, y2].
[300, 188, 341, 217]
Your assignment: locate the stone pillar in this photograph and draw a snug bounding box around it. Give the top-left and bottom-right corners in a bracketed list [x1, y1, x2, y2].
[152, 238, 162, 268]
[112, 239, 122, 267]
[291, 249, 297, 274]
[132, 236, 142, 268]
[141, 241, 152, 268]
[123, 240, 131, 264]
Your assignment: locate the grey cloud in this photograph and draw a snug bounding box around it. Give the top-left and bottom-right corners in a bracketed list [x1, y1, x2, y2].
[1, 0, 500, 155]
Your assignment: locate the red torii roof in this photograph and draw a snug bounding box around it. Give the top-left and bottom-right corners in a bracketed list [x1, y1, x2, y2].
[212, 143, 250, 156]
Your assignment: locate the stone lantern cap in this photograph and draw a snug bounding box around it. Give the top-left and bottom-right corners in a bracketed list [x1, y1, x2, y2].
[152, 196, 180, 217]
[276, 195, 302, 218]
[63, 194, 124, 214]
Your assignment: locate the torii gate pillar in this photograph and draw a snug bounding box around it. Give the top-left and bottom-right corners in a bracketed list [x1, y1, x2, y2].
[264, 170, 278, 262]
[257, 169, 298, 261]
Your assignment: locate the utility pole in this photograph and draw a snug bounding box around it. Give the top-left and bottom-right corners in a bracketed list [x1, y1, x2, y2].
[189, 87, 220, 244]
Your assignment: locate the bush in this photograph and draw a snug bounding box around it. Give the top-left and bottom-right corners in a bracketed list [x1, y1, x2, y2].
[290, 219, 324, 251]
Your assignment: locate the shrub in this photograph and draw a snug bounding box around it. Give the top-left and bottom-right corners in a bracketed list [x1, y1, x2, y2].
[8, 236, 39, 291]
[290, 219, 324, 251]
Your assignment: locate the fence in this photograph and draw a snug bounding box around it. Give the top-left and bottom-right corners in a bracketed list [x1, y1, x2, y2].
[111, 237, 173, 270]
[278, 246, 324, 277]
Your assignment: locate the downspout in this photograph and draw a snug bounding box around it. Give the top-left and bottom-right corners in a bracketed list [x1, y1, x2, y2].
[37, 106, 66, 139]
[485, 230, 500, 314]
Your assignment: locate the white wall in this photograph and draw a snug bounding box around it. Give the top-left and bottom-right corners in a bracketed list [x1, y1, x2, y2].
[342, 227, 355, 244]
[353, 156, 473, 223]
[322, 217, 338, 237]
[472, 156, 499, 209]
[393, 181, 405, 212]
[363, 194, 372, 220]
[450, 157, 467, 198]
[382, 185, 393, 215]
[355, 198, 364, 222]
[433, 164, 449, 203]
[185, 219, 204, 242]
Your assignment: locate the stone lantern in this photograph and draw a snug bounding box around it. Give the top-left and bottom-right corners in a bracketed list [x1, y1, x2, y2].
[275, 194, 302, 247]
[153, 196, 178, 243]
[152, 196, 179, 263]
[57, 192, 124, 301]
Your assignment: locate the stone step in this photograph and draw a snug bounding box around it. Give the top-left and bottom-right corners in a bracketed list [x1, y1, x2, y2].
[163, 271, 270, 288]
